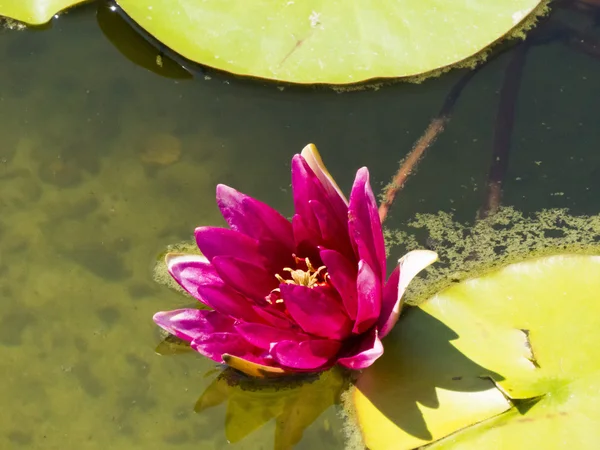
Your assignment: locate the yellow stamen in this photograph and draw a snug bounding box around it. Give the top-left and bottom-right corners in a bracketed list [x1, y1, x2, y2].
[274, 258, 327, 288]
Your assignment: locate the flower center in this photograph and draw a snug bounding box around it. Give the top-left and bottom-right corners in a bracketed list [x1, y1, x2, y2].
[275, 257, 327, 288]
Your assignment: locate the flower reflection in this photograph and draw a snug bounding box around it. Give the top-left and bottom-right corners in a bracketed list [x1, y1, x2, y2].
[194, 367, 348, 448]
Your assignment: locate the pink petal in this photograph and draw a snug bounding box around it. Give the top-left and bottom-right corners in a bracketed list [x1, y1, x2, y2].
[272, 339, 342, 370]
[280, 284, 352, 340]
[251, 305, 296, 329]
[300, 144, 348, 207]
[212, 255, 278, 305]
[216, 184, 294, 253]
[377, 266, 400, 336]
[166, 254, 261, 320]
[348, 168, 387, 284]
[191, 332, 269, 365]
[291, 156, 322, 238]
[194, 226, 261, 264]
[353, 260, 382, 335]
[378, 250, 438, 338]
[153, 308, 234, 343]
[310, 200, 354, 257]
[320, 249, 358, 319]
[337, 328, 383, 370]
[292, 214, 320, 260]
[235, 323, 308, 349]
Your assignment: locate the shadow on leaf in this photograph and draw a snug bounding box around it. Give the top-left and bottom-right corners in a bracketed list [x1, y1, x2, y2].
[354, 306, 507, 442]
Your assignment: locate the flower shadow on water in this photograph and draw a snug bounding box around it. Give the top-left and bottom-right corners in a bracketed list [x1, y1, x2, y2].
[194, 366, 348, 449]
[353, 306, 506, 441]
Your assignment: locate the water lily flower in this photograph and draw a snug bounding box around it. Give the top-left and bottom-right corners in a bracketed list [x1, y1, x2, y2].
[154, 144, 437, 377]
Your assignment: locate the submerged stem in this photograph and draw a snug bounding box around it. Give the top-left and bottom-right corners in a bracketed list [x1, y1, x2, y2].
[479, 43, 529, 219]
[378, 68, 478, 223]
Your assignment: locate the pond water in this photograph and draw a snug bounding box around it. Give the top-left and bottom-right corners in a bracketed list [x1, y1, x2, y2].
[1, 3, 599, 449]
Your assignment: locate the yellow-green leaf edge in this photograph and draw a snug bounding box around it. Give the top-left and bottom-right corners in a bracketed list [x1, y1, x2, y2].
[115, 0, 549, 85]
[0, 0, 88, 25]
[350, 254, 600, 449]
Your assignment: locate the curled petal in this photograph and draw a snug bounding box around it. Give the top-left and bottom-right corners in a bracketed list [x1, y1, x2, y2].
[216, 184, 294, 253]
[378, 250, 439, 338]
[281, 284, 353, 340]
[320, 249, 358, 319]
[153, 308, 234, 343]
[353, 260, 382, 335]
[166, 254, 261, 320]
[292, 156, 322, 239]
[348, 168, 387, 284]
[337, 328, 383, 370]
[272, 339, 342, 370]
[377, 266, 400, 333]
[236, 323, 308, 350]
[300, 143, 348, 206]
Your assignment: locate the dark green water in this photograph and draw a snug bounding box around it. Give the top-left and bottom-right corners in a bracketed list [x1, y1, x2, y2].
[1, 3, 599, 449]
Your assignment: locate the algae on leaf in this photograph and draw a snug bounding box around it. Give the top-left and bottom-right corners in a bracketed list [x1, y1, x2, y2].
[350, 254, 600, 449]
[0, 0, 88, 25]
[116, 0, 546, 84]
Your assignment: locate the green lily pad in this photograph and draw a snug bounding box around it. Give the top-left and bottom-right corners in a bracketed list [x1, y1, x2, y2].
[351, 307, 512, 450]
[116, 0, 545, 84]
[351, 254, 600, 449]
[0, 0, 88, 25]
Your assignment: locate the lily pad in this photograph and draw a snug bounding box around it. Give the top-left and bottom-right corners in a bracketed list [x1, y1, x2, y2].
[116, 0, 545, 84]
[351, 254, 600, 449]
[351, 307, 512, 450]
[0, 0, 88, 25]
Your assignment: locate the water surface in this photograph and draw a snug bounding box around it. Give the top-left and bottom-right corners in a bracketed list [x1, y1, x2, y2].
[1, 3, 599, 449]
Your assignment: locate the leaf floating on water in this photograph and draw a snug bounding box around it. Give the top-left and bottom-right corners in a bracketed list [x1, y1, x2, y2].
[351, 254, 600, 449]
[116, 0, 547, 84]
[0, 0, 88, 25]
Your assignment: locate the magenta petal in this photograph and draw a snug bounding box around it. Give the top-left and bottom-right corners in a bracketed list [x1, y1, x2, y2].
[167, 255, 261, 320]
[292, 156, 321, 237]
[299, 145, 349, 210]
[251, 306, 295, 329]
[216, 184, 294, 252]
[272, 339, 342, 370]
[280, 284, 352, 340]
[337, 328, 383, 370]
[212, 255, 278, 305]
[191, 332, 268, 365]
[377, 266, 400, 337]
[292, 214, 319, 254]
[348, 168, 387, 284]
[353, 260, 382, 334]
[310, 200, 353, 256]
[153, 308, 234, 343]
[236, 323, 307, 349]
[320, 249, 358, 319]
[195, 226, 261, 264]
[293, 154, 348, 226]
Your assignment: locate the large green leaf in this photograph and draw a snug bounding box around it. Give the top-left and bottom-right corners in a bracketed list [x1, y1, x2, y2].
[351, 307, 511, 450]
[0, 0, 88, 24]
[352, 254, 600, 449]
[116, 0, 545, 84]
